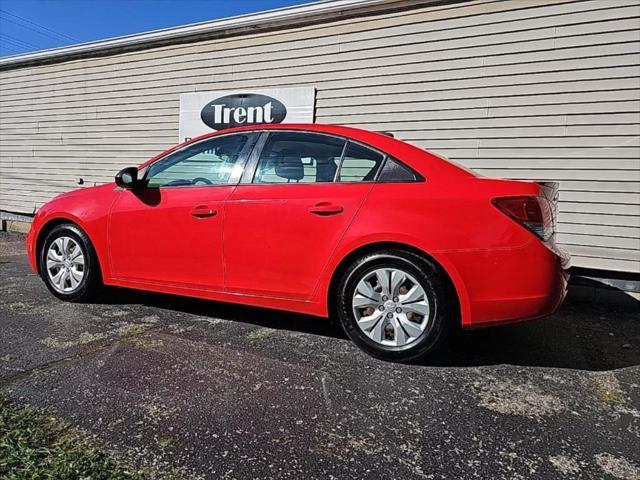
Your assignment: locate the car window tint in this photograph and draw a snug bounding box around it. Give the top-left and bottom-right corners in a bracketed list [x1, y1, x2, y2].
[146, 134, 249, 187]
[378, 157, 419, 182]
[337, 142, 385, 182]
[254, 132, 346, 184]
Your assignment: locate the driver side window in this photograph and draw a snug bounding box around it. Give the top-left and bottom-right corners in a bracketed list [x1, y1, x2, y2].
[146, 134, 250, 188]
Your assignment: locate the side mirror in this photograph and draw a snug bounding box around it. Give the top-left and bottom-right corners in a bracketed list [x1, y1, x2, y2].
[115, 167, 143, 189]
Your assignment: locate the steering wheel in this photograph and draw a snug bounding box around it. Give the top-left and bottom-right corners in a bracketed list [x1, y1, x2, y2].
[192, 177, 213, 185]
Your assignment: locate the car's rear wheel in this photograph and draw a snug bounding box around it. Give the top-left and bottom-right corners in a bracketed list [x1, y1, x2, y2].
[336, 250, 452, 362]
[39, 224, 101, 302]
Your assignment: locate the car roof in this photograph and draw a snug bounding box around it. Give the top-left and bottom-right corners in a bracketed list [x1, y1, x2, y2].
[184, 123, 400, 149]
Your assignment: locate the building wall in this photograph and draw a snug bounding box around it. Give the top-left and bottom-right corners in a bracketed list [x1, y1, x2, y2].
[1, 0, 639, 272]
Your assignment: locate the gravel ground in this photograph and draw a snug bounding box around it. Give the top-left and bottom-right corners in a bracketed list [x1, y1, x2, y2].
[1, 231, 639, 479]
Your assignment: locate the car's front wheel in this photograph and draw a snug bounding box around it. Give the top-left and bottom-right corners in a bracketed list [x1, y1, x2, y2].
[336, 250, 452, 362]
[39, 223, 102, 302]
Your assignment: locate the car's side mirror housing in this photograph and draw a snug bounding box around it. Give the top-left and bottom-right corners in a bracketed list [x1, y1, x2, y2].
[115, 167, 143, 189]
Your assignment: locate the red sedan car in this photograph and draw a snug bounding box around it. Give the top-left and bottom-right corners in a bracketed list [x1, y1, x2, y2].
[26, 124, 569, 362]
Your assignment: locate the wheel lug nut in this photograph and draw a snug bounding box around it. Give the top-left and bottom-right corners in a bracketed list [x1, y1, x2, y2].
[382, 295, 388, 301]
[386, 312, 393, 319]
[393, 297, 399, 302]
[378, 305, 385, 311]
[396, 307, 402, 313]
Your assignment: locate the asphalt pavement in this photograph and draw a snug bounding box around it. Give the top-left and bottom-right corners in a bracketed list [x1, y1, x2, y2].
[1, 232, 639, 479]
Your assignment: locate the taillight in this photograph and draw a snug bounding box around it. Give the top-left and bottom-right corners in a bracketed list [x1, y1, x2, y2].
[492, 196, 554, 241]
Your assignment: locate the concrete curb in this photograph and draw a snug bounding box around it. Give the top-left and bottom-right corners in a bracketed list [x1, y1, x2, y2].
[1, 219, 31, 234]
[1, 212, 32, 234]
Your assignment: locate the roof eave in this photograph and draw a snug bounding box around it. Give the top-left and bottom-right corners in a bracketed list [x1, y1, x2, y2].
[0, 0, 438, 69]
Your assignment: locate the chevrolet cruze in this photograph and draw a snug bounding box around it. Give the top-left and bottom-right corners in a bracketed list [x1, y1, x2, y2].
[26, 124, 569, 362]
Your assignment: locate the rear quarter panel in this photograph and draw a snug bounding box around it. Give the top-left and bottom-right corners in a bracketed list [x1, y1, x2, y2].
[313, 176, 546, 324]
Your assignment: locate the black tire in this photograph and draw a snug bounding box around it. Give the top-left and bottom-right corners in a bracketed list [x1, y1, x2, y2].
[39, 223, 102, 302]
[336, 250, 453, 363]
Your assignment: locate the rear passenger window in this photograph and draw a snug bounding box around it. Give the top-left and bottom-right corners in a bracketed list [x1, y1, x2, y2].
[337, 142, 385, 182]
[378, 157, 420, 182]
[253, 132, 346, 184]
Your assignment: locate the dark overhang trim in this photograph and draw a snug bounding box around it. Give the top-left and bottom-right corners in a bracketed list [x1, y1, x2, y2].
[0, 0, 447, 70]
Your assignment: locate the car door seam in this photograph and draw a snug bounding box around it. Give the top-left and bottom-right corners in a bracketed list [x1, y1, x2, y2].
[308, 182, 376, 300]
[106, 189, 124, 280]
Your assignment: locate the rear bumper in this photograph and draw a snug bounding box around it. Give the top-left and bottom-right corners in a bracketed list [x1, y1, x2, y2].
[448, 239, 570, 328]
[464, 270, 568, 329]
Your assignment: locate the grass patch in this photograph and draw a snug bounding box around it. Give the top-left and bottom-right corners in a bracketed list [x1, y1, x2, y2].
[0, 394, 144, 479]
[592, 373, 625, 406]
[125, 337, 165, 350]
[245, 327, 274, 342]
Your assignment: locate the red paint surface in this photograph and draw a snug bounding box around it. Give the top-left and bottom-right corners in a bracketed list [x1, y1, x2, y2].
[26, 124, 569, 327]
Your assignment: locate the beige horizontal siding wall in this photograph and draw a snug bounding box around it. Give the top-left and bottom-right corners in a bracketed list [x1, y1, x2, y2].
[1, 0, 639, 272]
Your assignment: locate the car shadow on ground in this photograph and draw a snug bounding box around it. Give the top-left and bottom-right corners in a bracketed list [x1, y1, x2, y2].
[99, 286, 342, 339]
[97, 285, 639, 372]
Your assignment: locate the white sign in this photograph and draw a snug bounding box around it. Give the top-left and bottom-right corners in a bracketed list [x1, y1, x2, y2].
[179, 87, 315, 142]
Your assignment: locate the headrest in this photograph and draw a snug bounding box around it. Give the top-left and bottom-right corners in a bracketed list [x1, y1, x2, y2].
[316, 157, 337, 182]
[275, 150, 304, 181]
